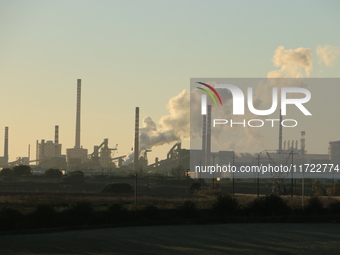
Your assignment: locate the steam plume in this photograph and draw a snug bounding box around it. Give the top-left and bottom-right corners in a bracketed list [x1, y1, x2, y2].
[317, 45, 340, 66]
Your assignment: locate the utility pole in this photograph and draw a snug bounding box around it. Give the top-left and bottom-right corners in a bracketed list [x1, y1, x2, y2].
[232, 152, 235, 196]
[291, 149, 294, 197]
[212, 154, 215, 189]
[257, 153, 260, 197]
[135, 173, 138, 213]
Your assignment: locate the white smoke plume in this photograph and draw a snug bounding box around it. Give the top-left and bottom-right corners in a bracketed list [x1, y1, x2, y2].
[317, 45, 340, 66]
[267, 46, 312, 78]
[123, 90, 189, 165]
[123, 45, 330, 164]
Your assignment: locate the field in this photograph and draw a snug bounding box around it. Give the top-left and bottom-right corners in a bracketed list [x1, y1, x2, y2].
[0, 224, 340, 254]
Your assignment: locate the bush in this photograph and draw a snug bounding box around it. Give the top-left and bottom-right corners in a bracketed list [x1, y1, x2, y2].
[12, 165, 32, 177]
[177, 200, 198, 219]
[190, 182, 201, 194]
[63, 170, 84, 183]
[248, 194, 291, 217]
[44, 168, 63, 178]
[63, 201, 93, 225]
[69, 201, 93, 216]
[31, 204, 57, 227]
[0, 208, 24, 230]
[327, 181, 340, 196]
[327, 201, 340, 215]
[312, 180, 327, 196]
[0, 168, 13, 177]
[107, 202, 128, 222]
[212, 195, 238, 217]
[101, 183, 133, 194]
[305, 196, 324, 215]
[140, 205, 161, 220]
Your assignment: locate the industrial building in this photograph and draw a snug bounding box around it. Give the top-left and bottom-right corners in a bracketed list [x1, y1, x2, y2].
[1, 79, 340, 181]
[66, 79, 88, 169]
[0, 127, 9, 167]
[36, 125, 66, 169]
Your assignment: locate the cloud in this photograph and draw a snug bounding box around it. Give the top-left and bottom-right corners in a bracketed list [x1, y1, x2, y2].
[267, 46, 312, 78]
[317, 44, 340, 66]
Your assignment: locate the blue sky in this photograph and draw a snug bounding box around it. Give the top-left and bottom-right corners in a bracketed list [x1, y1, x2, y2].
[0, 0, 339, 162]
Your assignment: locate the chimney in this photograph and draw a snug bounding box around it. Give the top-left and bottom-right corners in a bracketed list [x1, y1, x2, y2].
[4, 127, 8, 164]
[134, 107, 139, 171]
[202, 114, 206, 166]
[75, 79, 81, 148]
[278, 109, 282, 154]
[41, 139, 45, 161]
[301, 131, 306, 155]
[55, 125, 59, 144]
[206, 105, 212, 165]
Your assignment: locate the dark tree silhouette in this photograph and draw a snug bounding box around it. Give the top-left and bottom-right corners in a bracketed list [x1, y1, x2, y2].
[0, 168, 13, 177]
[44, 168, 63, 178]
[12, 165, 32, 177]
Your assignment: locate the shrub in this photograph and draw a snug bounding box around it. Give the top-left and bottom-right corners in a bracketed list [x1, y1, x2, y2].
[140, 205, 161, 220]
[101, 183, 133, 194]
[44, 168, 63, 178]
[31, 204, 57, 228]
[177, 200, 198, 219]
[65, 201, 94, 225]
[327, 201, 340, 215]
[212, 195, 238, 217]
[0, 208, 24, 230]
[12, 165, 32, 177]
[63, 170, 84, 183]
[305, 196, 324, 215]
[107, 202, 128, 222]
[0, 168, 13, 177]
[190, 182, 201, 194]
[248, 194, 291, 217]
[312, 180, 327, 196]
[327, 181, 340, 196]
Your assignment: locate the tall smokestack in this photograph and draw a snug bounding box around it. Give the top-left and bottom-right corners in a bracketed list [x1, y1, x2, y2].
[4, 127, 8, 164]
[55, 125, 59, 144]
[202, 114, 206, 166]
[75, 79, 81, 148]
[206, 105, 212, 165]
[134, 107, 139, 171]
[301, 131, 306, 155]
[278, 109, 282, 154]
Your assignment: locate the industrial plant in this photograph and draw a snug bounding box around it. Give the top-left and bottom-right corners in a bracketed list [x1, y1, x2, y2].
[0, 79, 339, 182]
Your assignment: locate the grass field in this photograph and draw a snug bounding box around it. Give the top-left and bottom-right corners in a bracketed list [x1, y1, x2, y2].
[0, 224, 339, 254]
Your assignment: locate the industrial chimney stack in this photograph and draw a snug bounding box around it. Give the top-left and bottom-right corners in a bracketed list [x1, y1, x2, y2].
[278, 109, 283, 154]
[134, 107, 139, 171]
[4, 127, 8, 165]
[301, 131, 306, 155]
[55, 125, 59, 144]
[206, 105, 212, 165]
[201, 114, 207, 166]
[75, 79, 81, 148]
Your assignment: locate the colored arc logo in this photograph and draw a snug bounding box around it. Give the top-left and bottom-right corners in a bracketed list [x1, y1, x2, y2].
[196, 82, 223, 106]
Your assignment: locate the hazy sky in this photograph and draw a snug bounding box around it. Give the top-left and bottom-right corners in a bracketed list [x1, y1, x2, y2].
[1, 0, 340, 162]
